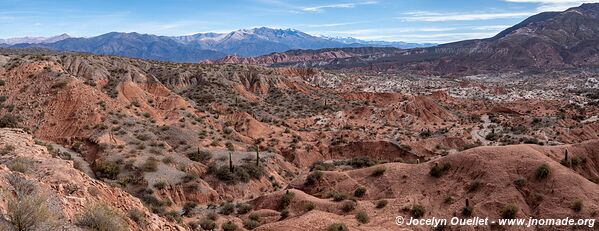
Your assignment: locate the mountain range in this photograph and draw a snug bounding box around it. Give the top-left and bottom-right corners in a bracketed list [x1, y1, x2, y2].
[0, 28, 435, 62]
[216, 3, 599, 75]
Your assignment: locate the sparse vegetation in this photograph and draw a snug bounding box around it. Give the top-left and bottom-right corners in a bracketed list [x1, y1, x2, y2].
[327, 223, 349, 231]
[571, 199, 583, 212]
[277, 191, 295, 210]
[199, 218, 216, 230]
[0, 114, 20, 128]
[77, 203, 128, 231]
[535, 163, 550, 180]
[94, 161, 120, 180]
[8, 157, 32, 173]
[6, 175, 51, 231]
[243, 219, 260, 230]
[355, 211, 369, 224]
[500, 204, 518, 219]
[340, 201, 356, 212]
[354, 187, 367, 197]
[330, 191, 347, 202]
[219, 202, 235, 215]
[430, 162, 451, 178]
[375, 199, 388, 209]
[411, 204, 425, 218]
[187, 149, 212, 162]
[371, 166, 386, 176]
[304, 170, 323, 186]
[221, 221, 238, 231]
[467, 179, 482, 192]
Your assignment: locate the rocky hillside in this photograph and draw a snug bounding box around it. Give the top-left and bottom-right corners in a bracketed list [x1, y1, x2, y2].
[0, 49, 597, 230]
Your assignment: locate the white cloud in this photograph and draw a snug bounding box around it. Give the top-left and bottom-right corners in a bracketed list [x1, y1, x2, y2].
[301, 1, 378, 12]
[503, 0, 599, 11]
[399, 11, 534, 22]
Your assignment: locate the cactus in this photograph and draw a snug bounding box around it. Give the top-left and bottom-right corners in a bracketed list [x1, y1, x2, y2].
[565, 149, 569, 161]
[256, 146, 260, 167]
[229, 152, 234, 173]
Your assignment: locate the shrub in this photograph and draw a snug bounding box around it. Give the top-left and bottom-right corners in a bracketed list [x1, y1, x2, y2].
[219, 202, 235, 215]
[467, 179, 482, 193]
[347, 156, 375, 168]
[277, 191, 295, 210]
[199, 218, 216, 230]
[6, 176, 51, 231]
[95, 161, 120, 180]
[183, 202, 197, 216]
[429, 162, 451, 178]
[279, 209, 289, 219]
[500, 204, 518, 219]
[535, 164, 550, 180]
[571, 199, 583, 212]
[141, 158, 158, 172]
[375, 199, 388, 209]
[236, 203, 252, 214]
[153, 181, 166, 190]
[371, 167, 386, 176]
[513, 178, 527, 187]
[127, 209, 145, 225]
[187, 150, 212, 162]
[304, 202, 315, 211]
[330, 192, 347, 202]
[221, 221, 238, 231]
[327, 223, 349, 231]
[354, 187, 367, 197]
[304, 170, 323, 186]
[8, 157, 32, 173]
[249, 213, 260, 221]
[1, 144, 15, 155]
[462, 205, 473, 216]
[355, 211, 369, 224]
[411, 205, 425, 218]
[77, 204, 128, 231]
[0, 114, 20, 128]
[340, 201, 356, 213]
[310, 161, 334, 171]
[243, 219, 260, 230]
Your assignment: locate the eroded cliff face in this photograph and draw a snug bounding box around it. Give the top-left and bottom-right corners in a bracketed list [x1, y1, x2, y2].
[0, 128, 183, 231]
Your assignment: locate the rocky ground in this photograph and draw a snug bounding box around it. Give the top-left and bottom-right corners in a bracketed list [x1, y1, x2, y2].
[0, 50, 597, 230]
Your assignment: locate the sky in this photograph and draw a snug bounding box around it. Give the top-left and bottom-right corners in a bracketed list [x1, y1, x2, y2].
[0, 0, 597, 43]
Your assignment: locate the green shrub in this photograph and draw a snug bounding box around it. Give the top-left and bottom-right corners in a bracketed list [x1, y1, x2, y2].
[6, 176, 51, 231]
[243, 219, 260, 230]
[279, 209, 289, 219]
[199, 218, 216, 230]
[8, 157, 32, 173]
[304, 202, 315, 211]
[467, 179, 482, 192]
[141, 158, 158, 172]
[330, 192, 347, 202]
[183, 202, 197, 216]
[219, 202, 235, 215]
[340, 201, 356, 213]
[500, 204, 518, 219]
[304, 170, 322, 186]
[513, 178, 527, 187]
[411, 205, 425, 218]
[429, 162, 451, 178]
[535, 164, 550, 180]
[187, 150, 212, 162]
[277, 191, 295, 210]
[354, 187, 367, 197]
[571, 199, 583, 212]
[327, 223, 349, 231]
[127, 209, 145, 225]
[355, 211, 369, 224]
[0, 114, 20, 128]
[310, 161, 334, 171]
[371, 167, 386, 176]
[221, 221, 238, 231]
[249, 213, 260, 221]
[153, 181, 166, 190]
[77, 204, 128, 231]
[236, 203, 252, 214]
[95, 161, 120, 180]
[375, 199, 388, 209]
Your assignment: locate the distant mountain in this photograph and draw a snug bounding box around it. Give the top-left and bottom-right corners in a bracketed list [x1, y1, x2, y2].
[6, 27, 435, 62]
[0, 34, 71, 45]
[217, 3, 599, 74]
[170, 27, 351, 57]
[10, 32, 226, 62]
[320, 36, 437, 49]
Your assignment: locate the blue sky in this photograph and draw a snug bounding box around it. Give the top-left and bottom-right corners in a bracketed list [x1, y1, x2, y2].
[0, 0, 596, 43]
